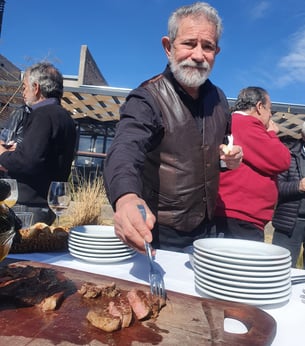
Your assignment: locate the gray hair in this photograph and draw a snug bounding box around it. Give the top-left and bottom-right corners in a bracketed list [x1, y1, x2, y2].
[25, 62, 64, 99]
[168, 2, 223, 44]
[232, 86, 269, 112]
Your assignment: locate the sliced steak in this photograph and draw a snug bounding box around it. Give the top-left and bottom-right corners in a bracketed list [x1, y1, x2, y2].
[108, 296, 133, 328]
[87, 308, 121, 332]
[149, 292, 167, 318]
[126, 288, 153, 320]
[81, 282, 167, 332]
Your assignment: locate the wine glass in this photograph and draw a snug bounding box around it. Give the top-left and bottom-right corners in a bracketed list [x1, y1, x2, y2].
[0, 228, 15, 261]
[0, 128, 12, 142]
[47, 181, 71, 226]
[2, 179, 18, 208]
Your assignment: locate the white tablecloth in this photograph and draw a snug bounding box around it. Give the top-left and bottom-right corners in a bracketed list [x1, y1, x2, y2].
[7, 250, 305, 346]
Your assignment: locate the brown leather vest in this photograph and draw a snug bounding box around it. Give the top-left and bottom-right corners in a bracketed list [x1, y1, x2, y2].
[142, 74, 230, 232]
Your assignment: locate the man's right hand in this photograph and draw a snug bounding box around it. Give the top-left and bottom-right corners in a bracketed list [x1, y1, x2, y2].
[113, 193, 156, 253]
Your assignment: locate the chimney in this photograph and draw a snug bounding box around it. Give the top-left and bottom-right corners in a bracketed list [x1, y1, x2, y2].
[0, 0, 5, 38]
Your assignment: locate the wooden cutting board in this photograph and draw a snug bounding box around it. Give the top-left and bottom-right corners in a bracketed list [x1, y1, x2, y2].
[0, 259, 276, 346]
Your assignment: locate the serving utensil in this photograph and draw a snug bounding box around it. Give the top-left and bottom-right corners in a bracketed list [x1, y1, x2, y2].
[0, 229, 15, 261]
[137, 205, 166, 299]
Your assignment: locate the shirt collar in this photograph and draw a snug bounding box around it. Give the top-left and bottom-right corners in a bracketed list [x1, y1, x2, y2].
[233, 111, 250, 116]
[31, 97, 59, 111]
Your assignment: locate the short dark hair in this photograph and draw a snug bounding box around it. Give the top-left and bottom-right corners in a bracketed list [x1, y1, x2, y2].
[232, 86, 268, 112]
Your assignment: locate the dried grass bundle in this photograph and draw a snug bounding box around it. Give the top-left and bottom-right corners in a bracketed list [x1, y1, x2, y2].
[63, 176, 112, 228]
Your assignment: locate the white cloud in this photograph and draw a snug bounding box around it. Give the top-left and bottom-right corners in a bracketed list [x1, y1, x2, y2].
[276, 29, 305, 86]
[251, 1, 271, 19]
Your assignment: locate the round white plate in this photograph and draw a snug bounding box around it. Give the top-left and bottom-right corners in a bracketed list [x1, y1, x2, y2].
[194, 269, 291, 288]
[68, 242, 135, 255]
[68, 237, 129, 249]
[69, 233, 123, 244]
[69, 246, 135, 258]
[195, 281, 291, 306]
[69, 250, 136, 263]
[70, 225, 117, 238]
[195, 279, 291, 301]
[194, 257, 291, 278]
[193, 253, 291, 272]
[193, 238, 290, 260]
[194, 262, 291, 283]
[195, 274, 291, 294]
[194, 247, 291, 266]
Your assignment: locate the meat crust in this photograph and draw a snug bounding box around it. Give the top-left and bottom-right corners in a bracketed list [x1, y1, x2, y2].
[78, 281, 118, 299]
[0, 265, 74, 310]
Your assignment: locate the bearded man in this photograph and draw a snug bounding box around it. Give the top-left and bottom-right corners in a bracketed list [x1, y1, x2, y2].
[103, 2, 243, 253]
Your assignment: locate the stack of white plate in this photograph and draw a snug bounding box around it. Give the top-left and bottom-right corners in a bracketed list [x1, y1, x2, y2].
[68, 225, 136, 263]
[193, 238, 292, 306]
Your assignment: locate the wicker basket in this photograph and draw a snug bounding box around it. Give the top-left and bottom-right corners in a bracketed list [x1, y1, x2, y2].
[10, 223, 69, 253]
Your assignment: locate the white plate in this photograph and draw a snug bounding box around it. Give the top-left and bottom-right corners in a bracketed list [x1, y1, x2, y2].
[195, 274, 291, 294]
[194, 257, 291, 277]
[68, 238, 129, 250]
[69, 233, 123, 244]
[194, 247, 291, 266]
[195, 279, 291, 301]
[193, 238, 290, 260]
[193, 253, 291, 272]
[69, 247, 135, 258]
[69, 251, 137, 263]
[68, 242, 135, 255]
[194, 269, 291, 288]
[70, 225, 118, 238]
[194, 262, 291, 283]
[195, 281, 291, 306]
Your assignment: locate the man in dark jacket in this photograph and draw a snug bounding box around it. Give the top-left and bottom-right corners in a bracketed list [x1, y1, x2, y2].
[103, 2, 243, 253]
[0, 62, 76, 225]
[272, 123, 305, 268]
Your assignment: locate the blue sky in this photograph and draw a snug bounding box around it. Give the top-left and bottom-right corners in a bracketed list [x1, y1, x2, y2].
[1, 0, 305, 105]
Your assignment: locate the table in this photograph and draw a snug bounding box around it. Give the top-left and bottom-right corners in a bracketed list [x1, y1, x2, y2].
[7, 249, 305, 346]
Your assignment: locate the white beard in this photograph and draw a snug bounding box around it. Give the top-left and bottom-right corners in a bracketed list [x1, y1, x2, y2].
[169, 57, 211, 88]
[24, 94, 39, 107]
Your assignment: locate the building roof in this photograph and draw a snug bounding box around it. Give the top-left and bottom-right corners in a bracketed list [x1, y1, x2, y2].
[62, 85, 128, 123]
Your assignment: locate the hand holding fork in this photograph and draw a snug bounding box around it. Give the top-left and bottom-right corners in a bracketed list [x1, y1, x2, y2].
[137, 205, 166, 299]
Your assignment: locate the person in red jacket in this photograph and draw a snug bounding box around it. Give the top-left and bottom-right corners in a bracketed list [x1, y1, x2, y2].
[213, 86, 291, 241]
